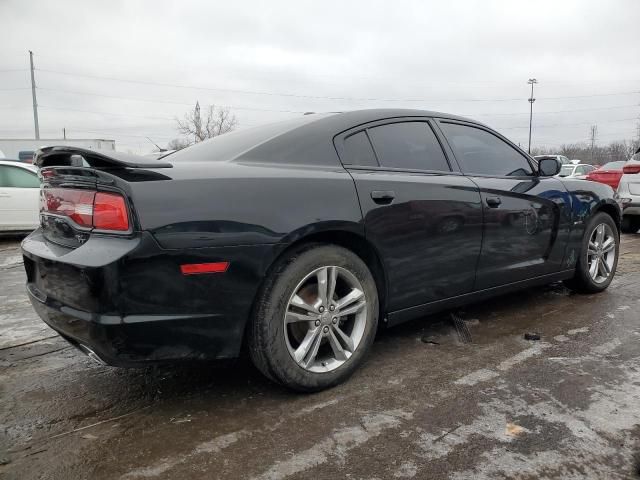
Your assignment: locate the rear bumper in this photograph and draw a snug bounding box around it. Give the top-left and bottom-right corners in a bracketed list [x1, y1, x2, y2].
[26, 283, 237, 366]
[22, 229, 276, 365]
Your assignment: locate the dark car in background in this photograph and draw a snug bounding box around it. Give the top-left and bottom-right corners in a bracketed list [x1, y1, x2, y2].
[22, 109, 621, 391]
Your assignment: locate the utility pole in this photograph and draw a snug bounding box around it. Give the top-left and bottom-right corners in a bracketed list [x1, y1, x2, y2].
[29, 50, 40, 140]
[589, 124, 598, 164]
[527, 78, 537, 154]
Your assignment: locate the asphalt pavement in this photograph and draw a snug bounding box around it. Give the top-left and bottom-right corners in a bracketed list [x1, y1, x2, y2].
[2, 234, 640, 480]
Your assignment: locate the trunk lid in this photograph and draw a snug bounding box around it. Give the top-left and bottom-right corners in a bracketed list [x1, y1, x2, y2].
[35, 146, 172, 249]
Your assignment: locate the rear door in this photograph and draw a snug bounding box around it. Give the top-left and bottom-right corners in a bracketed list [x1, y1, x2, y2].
[436, 120, 571, 289]
[335, 118, 483, 312]
[0, 165, 40, 230]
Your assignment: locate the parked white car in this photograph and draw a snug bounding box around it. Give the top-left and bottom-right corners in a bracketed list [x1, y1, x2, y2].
[617, 148, 640, 233]
[556, 163, 596, 180]
[0, 160, 40, 232]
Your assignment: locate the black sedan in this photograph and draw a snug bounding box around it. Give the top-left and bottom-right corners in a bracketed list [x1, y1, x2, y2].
[22, 109, 621, 391]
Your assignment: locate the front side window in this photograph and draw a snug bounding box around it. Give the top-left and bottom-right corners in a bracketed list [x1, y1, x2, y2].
[440, 123, 534, 177]
[0, 166, 40, 188]
[367, 122, 450, 171]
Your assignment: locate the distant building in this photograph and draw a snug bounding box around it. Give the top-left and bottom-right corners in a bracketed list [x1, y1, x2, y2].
[0, 138, 116, 162]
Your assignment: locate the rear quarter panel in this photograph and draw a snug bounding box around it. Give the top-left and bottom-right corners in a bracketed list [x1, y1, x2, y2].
[129, 161, 364, 252]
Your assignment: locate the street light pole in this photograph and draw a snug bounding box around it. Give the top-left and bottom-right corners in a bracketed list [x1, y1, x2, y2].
[527, 78, 537, 154]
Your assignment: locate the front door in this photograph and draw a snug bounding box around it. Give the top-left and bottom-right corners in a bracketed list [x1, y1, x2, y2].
[0, 165, 40, 230]
[436, 120, 571, 290]
[335, 119, 483, 312]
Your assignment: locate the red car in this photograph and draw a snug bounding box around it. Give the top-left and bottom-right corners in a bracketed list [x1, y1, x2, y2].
[585, 161, 627, 189]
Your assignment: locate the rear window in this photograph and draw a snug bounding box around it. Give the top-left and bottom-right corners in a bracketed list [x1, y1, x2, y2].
[165, 114, 332, 163]
[559, 165, 574, 176]
[367, 122, 450, 171]
[600, 161, 626, 170]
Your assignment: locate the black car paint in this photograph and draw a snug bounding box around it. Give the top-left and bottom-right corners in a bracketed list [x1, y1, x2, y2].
[22, 109, 621, 366]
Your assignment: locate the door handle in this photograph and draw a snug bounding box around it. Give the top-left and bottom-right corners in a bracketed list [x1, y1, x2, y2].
[485, 196, 502, 208]
[371, 190, 395, 205]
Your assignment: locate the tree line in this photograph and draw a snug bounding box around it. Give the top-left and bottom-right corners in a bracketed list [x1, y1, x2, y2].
[531, 138, 639, 166]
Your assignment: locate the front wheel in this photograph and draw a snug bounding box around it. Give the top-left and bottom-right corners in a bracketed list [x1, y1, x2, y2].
[564, 212, 619, 293]
[249, 244, 378, 392]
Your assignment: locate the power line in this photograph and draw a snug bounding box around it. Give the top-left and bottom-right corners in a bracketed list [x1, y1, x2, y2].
[497, 117, 638, 130]
[39, 104, 176, 121]
[36, 87, 307, 114]
[36, 67, 640, 104]
[35, 102, 638, 132]
[36, 86, 640, 118]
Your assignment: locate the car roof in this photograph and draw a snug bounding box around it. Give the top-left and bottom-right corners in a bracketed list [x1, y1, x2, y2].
[0, 160, 38, 172]
[167, 108, 488, 167]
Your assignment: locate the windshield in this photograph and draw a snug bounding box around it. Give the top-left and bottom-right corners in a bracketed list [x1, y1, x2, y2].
[559, 165, 574, 176]
[600, 161, 626, 170]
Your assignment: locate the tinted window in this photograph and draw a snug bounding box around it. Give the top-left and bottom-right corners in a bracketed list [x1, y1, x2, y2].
[165, 113, 334, 163]
[441, 123, 533, 176]
[0, 166, 40, 188]
[343, 131, 378, 166]
[367, 122, 450, 171]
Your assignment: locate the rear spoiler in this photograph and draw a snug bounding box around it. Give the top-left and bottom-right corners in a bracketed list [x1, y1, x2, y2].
[34, 146, 172, 169]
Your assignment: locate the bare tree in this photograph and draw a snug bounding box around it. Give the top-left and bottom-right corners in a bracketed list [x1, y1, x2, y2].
[176, 102, 237, 144]
[166, 138, 191, 151]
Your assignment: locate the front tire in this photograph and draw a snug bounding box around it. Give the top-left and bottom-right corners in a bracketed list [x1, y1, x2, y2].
[249, 244, 379, 392]
[564, 212, 619, 293]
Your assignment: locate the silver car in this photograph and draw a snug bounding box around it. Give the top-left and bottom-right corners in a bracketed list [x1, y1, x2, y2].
[617, 147, 640, 233]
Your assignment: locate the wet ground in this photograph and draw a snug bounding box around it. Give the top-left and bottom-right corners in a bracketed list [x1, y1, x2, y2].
[1, 234, 640, 480]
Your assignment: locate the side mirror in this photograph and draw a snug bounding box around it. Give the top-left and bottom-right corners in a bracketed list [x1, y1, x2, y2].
[539, 158, 561, 177]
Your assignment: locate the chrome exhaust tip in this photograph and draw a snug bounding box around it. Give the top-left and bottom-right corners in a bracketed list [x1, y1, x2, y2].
[77, 344, 107, 366]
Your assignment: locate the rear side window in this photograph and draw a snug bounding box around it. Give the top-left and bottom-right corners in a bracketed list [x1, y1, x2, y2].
[0, 166, 40, 188]
[440, 123, 533, 177]
[367, 122, 450, 171]
[343, 131, 378, 166]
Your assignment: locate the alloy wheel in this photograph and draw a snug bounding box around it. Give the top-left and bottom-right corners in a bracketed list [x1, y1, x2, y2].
[283, 266, 368, 373]
[587, 223, 616, 284]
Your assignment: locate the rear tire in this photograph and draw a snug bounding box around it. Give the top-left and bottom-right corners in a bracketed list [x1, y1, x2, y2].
[248, 244, 379, 392]
[564, 212, 619, 293]
[621, 215, 640, 234]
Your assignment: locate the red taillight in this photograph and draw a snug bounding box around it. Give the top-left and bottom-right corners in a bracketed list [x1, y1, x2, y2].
[94, 192, 129, 231]
[623, 164, 640, 174]
[41, 188, 95, 228]
[40, 188, 129, 232]
[180, 262, 229, 275]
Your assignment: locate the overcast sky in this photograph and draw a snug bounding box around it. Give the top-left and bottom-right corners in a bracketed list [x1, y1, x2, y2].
[1, 0, 639, 153]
